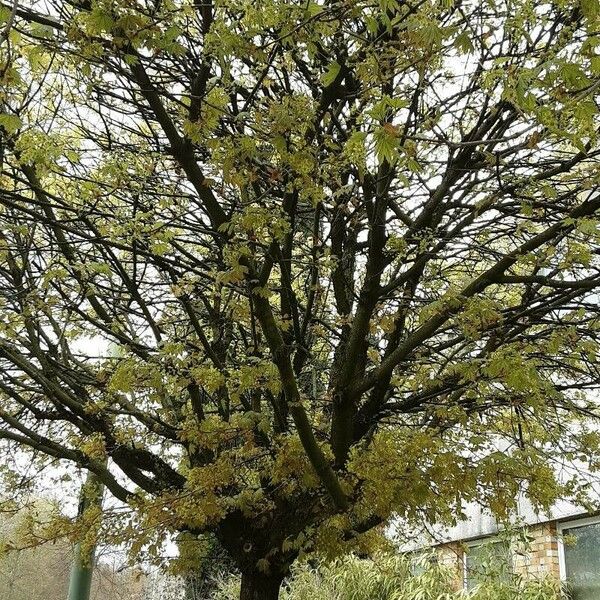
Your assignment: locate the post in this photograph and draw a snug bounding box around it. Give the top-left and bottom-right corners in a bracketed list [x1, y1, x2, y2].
[67, 469, 104, 600]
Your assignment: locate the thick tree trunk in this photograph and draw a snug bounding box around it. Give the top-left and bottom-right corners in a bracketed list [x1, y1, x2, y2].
[239, 570, 284, 600]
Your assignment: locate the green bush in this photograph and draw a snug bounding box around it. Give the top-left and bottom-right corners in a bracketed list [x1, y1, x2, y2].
[211, 553, 563, 600]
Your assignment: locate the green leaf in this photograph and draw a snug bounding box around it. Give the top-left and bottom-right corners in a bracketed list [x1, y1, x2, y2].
[373, 126, 398, 164]
[0, 6, 11, 23]
[321, 61, 341, 87]
[455, 31, 474, 54]
[581, 0, 599, 19]
[306, 1, 323, 16]
[86, 8, 114, 33]
[0, 113, 22, 134]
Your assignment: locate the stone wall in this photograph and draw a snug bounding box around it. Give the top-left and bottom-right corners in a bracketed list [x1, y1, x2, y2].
[514, 522, 560, 578]
[434, 520, 561, 588]
[436, 541, 464, 590]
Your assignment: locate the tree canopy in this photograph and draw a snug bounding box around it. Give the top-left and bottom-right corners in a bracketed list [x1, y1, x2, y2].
[0, 0, 599, 598]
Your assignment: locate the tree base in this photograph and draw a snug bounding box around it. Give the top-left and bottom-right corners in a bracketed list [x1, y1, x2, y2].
[240, 571, 284, 600]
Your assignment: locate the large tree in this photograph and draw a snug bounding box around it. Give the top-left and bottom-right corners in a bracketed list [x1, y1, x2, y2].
[1, 0, 600, 597]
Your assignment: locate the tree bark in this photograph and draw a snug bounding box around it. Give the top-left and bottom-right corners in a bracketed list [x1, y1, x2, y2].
[239, 570, 284, 600]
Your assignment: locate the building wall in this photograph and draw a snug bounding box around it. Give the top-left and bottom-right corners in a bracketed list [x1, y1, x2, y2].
[435, 520, 561, 588]
[514, 522, 560, 578]
[436, 542, 464, 590]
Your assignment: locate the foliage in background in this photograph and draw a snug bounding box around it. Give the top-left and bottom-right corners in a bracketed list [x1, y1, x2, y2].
[212, 553, 562, 600]
[0, 502, 145, 600]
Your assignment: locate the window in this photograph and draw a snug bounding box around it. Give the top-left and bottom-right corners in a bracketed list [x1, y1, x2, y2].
[559, 517, 600, 600]
[410, 551, 438, 576]
[463, 539, 513, 589]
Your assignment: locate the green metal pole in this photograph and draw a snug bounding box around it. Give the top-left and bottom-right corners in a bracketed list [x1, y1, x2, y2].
[67, 543, 94, 600]
[67, 469, 104, 600]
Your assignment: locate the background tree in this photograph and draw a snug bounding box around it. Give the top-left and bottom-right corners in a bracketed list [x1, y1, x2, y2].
[0, 499, 145, 600]
[0, 0, 599, 598]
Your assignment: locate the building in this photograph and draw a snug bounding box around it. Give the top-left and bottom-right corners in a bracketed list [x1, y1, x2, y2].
[402, 497, 600, 598]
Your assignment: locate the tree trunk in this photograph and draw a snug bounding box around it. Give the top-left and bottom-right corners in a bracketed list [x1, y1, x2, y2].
[239, 570, 284, 600]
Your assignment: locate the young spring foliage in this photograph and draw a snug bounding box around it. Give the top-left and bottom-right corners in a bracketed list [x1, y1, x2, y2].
[0, 0, 599, 598]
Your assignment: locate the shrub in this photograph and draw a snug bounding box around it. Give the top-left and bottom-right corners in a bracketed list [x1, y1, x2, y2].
[211, 553, 562, 600]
